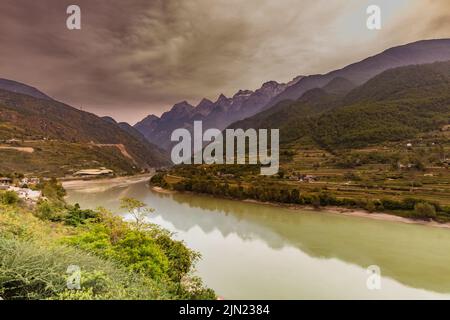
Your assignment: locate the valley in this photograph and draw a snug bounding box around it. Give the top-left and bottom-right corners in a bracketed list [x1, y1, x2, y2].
[152, 60, 450, 222]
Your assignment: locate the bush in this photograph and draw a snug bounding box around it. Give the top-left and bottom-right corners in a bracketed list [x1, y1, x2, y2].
[38, 179, 66, 202]
[65, 212, 170, 280]
[64, 204, 99, 226]
[365, 200, 377, 213]
[414, 202, 437, 220]
[0, 191, 19, 205]
[34, 201, 65, 222]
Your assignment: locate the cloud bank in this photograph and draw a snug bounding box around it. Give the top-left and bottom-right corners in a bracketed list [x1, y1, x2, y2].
[0, 0, 449, 123]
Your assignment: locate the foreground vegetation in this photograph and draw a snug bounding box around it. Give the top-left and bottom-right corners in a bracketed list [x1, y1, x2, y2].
[0, 180, 215, 300]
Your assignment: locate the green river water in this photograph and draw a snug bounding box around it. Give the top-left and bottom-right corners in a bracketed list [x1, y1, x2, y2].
[65, 178, 450, 299]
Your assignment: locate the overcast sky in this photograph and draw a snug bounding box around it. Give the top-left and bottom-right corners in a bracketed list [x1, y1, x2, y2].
[0, 0, 449, 124]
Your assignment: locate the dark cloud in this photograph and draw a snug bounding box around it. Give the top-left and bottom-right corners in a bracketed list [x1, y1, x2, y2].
[0, 0, 449, 123]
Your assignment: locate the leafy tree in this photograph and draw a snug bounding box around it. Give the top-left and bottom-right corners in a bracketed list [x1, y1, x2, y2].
[414, 202, 436, 219]
[120, 198, 154, 231]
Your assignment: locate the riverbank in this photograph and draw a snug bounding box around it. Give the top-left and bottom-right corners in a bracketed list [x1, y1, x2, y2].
[151, 186, 450, 229]
[62, 173, 153, 190]
[62, 174, 450, 229]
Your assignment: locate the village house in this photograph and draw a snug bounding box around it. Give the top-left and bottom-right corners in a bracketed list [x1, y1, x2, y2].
[6, 138, 21, 145]
[19, 177, 40, 188]
[299, 174, 318, 183]
[0, 177, 12, 185]
[0, 177, 13, 190]
[7, 186, 42, 203]
[216, 172, 235, 179]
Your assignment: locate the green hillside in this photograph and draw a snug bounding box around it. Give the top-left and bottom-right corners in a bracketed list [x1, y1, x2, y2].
[154, 61, 450, 221]
[231, 61, 450, 150]
[0, 89, 169, 176]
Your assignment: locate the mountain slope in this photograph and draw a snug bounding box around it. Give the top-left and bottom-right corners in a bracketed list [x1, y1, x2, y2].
[0, 88, 169, 174]
[265, 39, 450, 109]
[229, 61, 450, 150]
[0, 78, 53, 100]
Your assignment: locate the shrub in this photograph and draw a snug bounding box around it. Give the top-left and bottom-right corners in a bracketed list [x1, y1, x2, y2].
[414, 202, 437, 220]
[34, 201, 65, 222]
[38, 179, 66, 202]
[0, 191, 19, 205]
[65, 213, 169, 279]
[365, 200, 377, 213]
[64, 204, 99, 226]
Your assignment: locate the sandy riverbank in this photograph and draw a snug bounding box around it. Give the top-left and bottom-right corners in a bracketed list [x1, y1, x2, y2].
[62, 173, 153, 190]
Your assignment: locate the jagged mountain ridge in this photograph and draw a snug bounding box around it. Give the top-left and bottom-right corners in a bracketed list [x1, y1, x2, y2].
[135, 39, 450, 152]
[134, 78, 302, 150]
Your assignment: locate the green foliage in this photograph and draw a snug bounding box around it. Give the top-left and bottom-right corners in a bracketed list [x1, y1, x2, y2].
[154, 232, 197, 282]
[120, 197, 154, 230]
[64, 204, 100, 226]
[0, 191, 19, 205]
[230, 61, 450, 150]
[38, 178, 66, 202]
[0, 237, 165, 300]
[150, 173, 169, 188]
[64, 206, 213, 298]
[0, 196, 215, 300]
[414, 202, 437, 220]
[34, 200, 65, 222]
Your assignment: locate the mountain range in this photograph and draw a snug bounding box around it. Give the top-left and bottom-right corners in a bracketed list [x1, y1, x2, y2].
[1, 38, 449, 175]
[230, 60, 450, 150]
[134, 78, 303, 150]
[135, 39, 450, 151]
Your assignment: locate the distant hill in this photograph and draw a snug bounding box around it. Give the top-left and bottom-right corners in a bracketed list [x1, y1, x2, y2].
[322, 77, 355, 95]
[265, 39, 450, 109]
[0, 87, 169, 174]
[229, 61, 450, 150]
[0, 78, 53, 100]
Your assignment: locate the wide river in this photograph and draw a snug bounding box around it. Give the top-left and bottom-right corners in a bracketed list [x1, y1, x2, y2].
[65, 177, 450, 300]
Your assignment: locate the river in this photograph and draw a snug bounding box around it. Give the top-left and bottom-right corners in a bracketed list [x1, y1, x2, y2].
[65, 178, 450, 300]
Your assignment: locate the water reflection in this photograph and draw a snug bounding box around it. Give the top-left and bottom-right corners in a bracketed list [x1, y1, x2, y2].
[66, 180, 450, 297]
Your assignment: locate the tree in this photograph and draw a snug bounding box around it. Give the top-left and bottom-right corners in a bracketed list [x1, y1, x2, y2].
[414, 202, 436, 220]
[120, 198, 154, 231]
[0, 191, 19, 205]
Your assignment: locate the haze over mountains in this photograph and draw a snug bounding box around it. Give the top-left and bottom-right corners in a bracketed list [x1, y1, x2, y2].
[135, 39, 450, 151]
